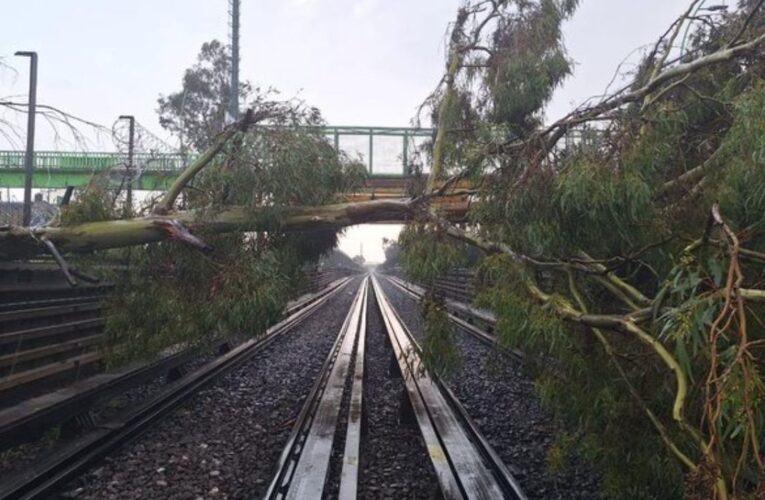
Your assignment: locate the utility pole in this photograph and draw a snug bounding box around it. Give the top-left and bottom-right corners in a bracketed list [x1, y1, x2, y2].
[15, 51, 37, 227]
[228, 0, 241, 121]
[118, 115, 135, 217]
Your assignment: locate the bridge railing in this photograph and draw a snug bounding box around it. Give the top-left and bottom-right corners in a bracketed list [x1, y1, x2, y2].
[320, 126, 433, 176]
[0, 151, 190, 173]
[0, 126, 435, 181]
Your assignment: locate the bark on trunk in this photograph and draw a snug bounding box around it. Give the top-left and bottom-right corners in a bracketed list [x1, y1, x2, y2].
[0, 197, 468, 259]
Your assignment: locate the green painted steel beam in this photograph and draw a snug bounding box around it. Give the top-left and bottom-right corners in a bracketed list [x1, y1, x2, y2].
[0, 170, 176, 190]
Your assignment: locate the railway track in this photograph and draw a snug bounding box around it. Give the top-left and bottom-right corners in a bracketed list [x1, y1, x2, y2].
[266, 277, 370, 499]
[0, 289, 110, 407]
[267, 275, 526, 499]
[1, 272, 535, 499]
[382, 274, 526, 358]
[0, 265, 353, 410]
[377, 274, 600, 498]
[0, 276, 354, 500]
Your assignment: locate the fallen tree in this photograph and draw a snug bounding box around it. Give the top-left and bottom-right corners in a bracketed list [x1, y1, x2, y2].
[2, 2, 764, 496]
[402, 1, 765, 498]
[0, 110, 469, 260]
[0, 198, 423, 259]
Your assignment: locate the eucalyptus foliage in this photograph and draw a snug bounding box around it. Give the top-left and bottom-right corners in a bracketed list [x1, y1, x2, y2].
[400, 1, 765, 497]
[62, 43, 366, 365]
[420, 294, 462, 377]
[100, 119, 364, 362]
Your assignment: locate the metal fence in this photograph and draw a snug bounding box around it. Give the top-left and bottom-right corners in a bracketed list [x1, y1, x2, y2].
[0, 150, 188, 173]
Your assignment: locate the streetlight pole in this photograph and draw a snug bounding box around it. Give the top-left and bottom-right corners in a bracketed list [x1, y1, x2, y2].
[15, 51, 37, 227]
[118, 115, 135, 217]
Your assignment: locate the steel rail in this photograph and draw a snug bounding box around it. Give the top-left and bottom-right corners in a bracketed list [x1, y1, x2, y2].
[385, 275, 496, 325]
[265, 277, 369, 500]
[370, 275, 526, 500]
[383, 274, 526, 362]
[0, 302, 101, 327]
[0, 276, 356, 500]
[337, 274, 368, 499]
[385, 276, 567, 382]
[0, 296, 103, 315]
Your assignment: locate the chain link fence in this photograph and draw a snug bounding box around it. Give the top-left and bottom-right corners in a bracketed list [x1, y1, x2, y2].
[0, 117, 180, 226]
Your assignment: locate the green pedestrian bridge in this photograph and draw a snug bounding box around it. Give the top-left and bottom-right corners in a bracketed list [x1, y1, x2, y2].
[0, 126, 434, 191]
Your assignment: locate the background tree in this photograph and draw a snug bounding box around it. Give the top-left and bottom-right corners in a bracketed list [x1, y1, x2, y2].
[157, 39, 252, 152]
[380, 237, 401, 270]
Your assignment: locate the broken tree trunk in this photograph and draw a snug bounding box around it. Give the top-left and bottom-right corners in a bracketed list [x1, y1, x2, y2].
[0, 197, 468, 260]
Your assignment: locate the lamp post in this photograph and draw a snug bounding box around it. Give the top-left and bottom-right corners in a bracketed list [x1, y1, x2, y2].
[15, 51, 37, 227]
[118, 115, 135, 217]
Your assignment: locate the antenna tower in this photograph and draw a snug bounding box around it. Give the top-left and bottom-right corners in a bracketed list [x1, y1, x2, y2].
[228, 0, 241, 120]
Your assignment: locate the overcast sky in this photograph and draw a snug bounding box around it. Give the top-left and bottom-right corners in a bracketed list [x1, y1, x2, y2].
[1, 0, 713, 262]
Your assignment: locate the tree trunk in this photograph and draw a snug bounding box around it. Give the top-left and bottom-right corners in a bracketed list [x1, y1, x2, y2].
[0, 197, 469, 260]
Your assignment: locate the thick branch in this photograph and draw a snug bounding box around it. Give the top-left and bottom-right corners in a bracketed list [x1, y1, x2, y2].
[154, 109, 256, 214]
[427, 30, 466, 193]
[426, 2, 501, 193]
[514, 30, 765, 153]
[42, 239, 77, 287]
[642, 0, 705, 111]
[0, 198, 455, 259]
[567, 271, 698, 471]
[436, 219, 695, 441]
[659, 142, 725, 198]
[578, 251, 652, 308]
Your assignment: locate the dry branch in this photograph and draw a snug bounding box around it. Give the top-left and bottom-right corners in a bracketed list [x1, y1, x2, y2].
[511, 30, 765, 153]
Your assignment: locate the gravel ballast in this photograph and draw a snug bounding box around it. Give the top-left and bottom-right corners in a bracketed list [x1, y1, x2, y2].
[377, 275, 602, 500]
[61, 277, 364, 499]
[1, 288, 335, 482]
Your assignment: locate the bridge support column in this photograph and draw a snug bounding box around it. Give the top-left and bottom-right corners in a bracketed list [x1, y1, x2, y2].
[368, 129, 373, 174]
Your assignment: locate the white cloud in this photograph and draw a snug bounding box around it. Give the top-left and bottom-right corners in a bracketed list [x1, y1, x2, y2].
[291, 0, 320, 7]
[352, 0, 380, 18]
